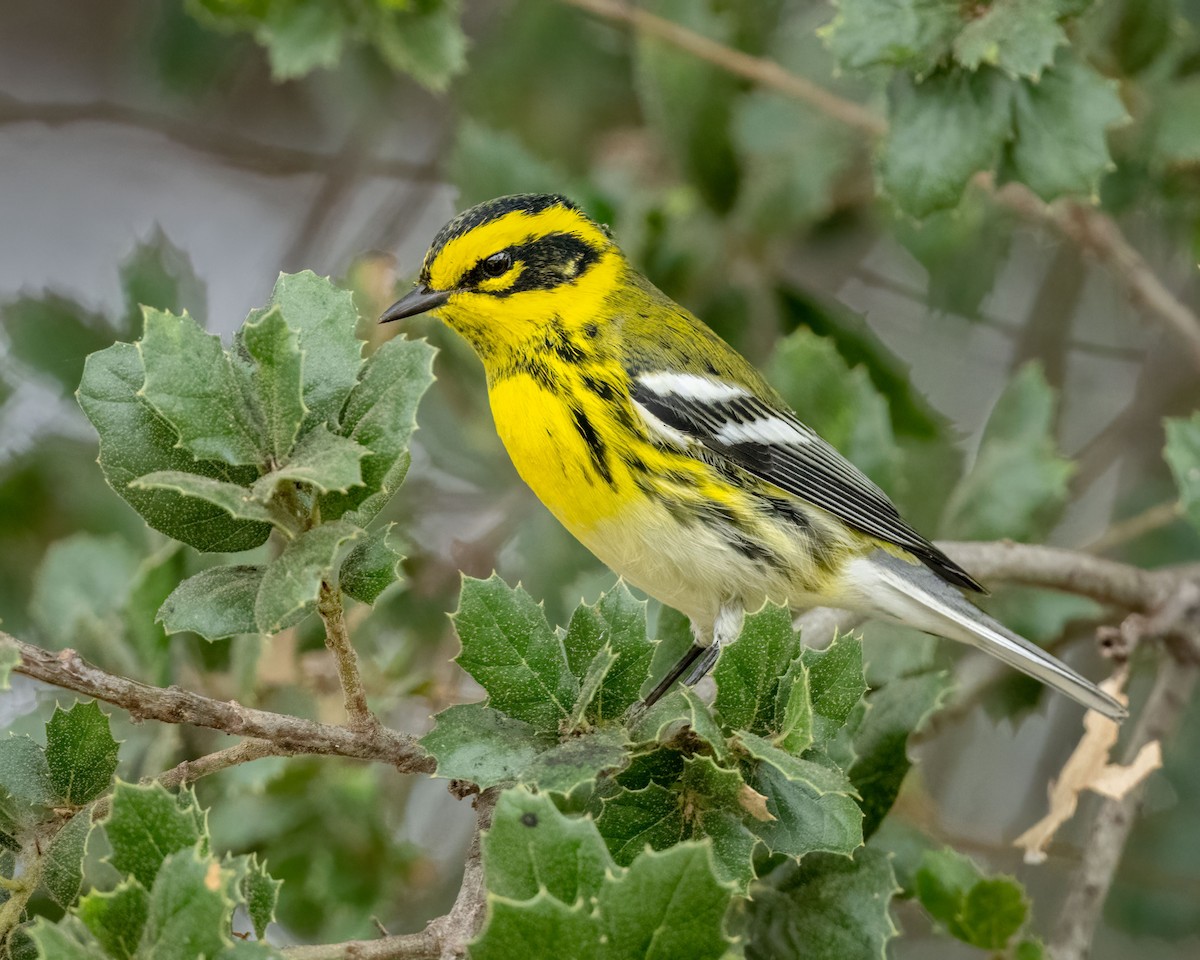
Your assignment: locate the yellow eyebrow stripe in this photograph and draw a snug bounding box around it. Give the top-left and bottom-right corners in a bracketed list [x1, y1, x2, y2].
[427, 207, 609, 291]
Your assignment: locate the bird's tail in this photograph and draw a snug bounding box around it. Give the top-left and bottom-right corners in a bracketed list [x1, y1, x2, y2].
[851, 551, 1127, 721]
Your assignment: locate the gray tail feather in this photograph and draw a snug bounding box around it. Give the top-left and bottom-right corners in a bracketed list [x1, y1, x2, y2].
[860, 552, 1127, 721]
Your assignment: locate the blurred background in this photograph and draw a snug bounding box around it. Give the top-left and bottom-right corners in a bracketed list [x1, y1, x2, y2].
[2, 0, 1199, 955]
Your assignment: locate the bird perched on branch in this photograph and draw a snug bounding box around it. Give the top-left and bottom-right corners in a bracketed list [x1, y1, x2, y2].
[382, 193, 1125, 722]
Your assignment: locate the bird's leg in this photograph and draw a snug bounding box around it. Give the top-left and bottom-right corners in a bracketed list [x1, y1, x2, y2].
[637, 603, 744, 711]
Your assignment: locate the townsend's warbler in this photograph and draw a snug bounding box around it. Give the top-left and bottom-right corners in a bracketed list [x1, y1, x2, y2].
[383, 193, 1124, 721]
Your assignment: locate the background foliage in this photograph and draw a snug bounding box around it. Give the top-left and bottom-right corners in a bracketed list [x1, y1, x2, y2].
[1, 0, 1199, 957]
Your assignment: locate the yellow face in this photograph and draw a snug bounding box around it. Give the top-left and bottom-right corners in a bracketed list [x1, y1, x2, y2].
[384, 195, 623, 359]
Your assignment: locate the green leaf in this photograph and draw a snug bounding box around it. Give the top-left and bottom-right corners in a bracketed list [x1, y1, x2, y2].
[915, 848, 1029, 949]
[104, 781, 204, 890]
[320, 335, 435, 525]
[471, 894, 600, 960]
[482, 788, 611, 905]
[3, 294, 115, 395]
[772, 656, 812, 754]
[0, 735, 54, 824]
[1005, 52, 1128, 201]
[680, 755, 758, 892]
[43, 810, 93, 907]
[422, 703, 546, 789]
[952, 0, 1066, 79]
[119, 227, 207, 332]
[130, 472, 278, 526]
[29, 533, 140, 648]
[252, 424, 368, 501]
[157, 565, 264, 641]
[745, 848, 899, 960]
[713, 604, 797, 735]
[417, 705, 540, 787]
[254, 520, 362, 634]
[260, 272, 363, 434]
[1154, 78, 1200, 165]
[26, 920, 106, 960]
[881, 67, 1013, 218]
[695, 808, 757, 895]
[448, 120, 578, 208]
[76, 343, 270, 552]
[140, 847, 235, 960]
[563, 583, 654, 722]
[241, 305, 305, 461]
[137, 307, 264, 465]
[45, 701, 119, 806]
[803, 633, 869, 745]
[597, 843, 734, 960]
[850, 670, 951, 837]
[596, 783, 686, 866]
[339, 523, 404, 605]
[232, 853, 281, 941]
[374, 1, 468, 92]
[629, 688, 729, 762]
[1165, 414, 1200, 533]
[565, 646, 617, 732]
[77, 880, 149, 960]
[821, 0, 962, 73]
[941, 363, 1074, 541]
[737, 731, 863, 859]
[452, 575, 577, 732]
[518, 728, 628, 795]
[257, 2, 347, 79]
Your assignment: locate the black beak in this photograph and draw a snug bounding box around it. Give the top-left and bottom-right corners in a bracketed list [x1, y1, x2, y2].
[380, 284, 451, 323]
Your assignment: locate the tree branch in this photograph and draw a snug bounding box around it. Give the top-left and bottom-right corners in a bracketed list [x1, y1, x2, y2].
[1050, 582, 1200, 960]
[283, 789, 499, 960]
[318, 581, 382, 735]
[560, 0, 1200, 370]
[0, 631, 433, 774]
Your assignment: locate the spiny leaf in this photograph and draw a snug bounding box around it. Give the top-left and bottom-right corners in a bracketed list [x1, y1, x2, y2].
[713, 604, 798, 735]
[140, 847, 236, 960]
[130, 472, 279, 526]
[136, 307, 264, 465]
[157, 565, 264, 641]
[45, 701, 119, 806]
[596, 783, 686, 866]
[250, 425, 369, 500]
[881, 67, 1013, 218]
[77, 880, 149, 960]
[339, 523, 404, 606]
[76, 343, 269, 553]
[803, 633, 869, 746]
[421, 702, 547, 789]
[103, 781, 205, 891]
[952, 0, 1066, 79]
[453, 575, 578, 733]
[240, 305, 305, 460]
[820, 0, 962, 74]
[253, 520, 362, 634]
[0, 735, 54, 826]
[43, 810, 93, 907]
[563, 583, 654, 722]
[517, 728, 628, 795]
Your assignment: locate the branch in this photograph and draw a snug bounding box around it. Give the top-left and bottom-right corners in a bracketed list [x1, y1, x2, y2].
[0, 92, 439, 184]
[283, 789, 499, 960]
[1050, 582, 1200, 960]
[0, 631, 433, 775]
[318, 581, 382, 735]
[560, 0, 1200, 370]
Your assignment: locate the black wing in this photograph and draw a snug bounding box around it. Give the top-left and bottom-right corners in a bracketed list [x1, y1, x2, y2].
[629, 372, 983, 594]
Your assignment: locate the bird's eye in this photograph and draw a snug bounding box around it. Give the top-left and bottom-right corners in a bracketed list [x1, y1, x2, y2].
[482, 252, 512, 278]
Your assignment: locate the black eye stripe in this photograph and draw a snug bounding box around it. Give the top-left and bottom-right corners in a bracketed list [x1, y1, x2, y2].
[461, 232, 602, 295]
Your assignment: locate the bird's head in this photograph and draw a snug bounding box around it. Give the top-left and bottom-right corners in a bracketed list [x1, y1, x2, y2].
[380, 194, 622, 356]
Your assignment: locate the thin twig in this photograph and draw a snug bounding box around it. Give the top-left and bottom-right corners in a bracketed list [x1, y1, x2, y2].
[283, 789, 498, 960]
[560, 0, 1200, 370]
[1050, 583, 1200, 960]
[562, 0, 885, 137]
[1, 631, 431, 774]
[317, 581, 382, 735]
[1084, 500, 1182, 555]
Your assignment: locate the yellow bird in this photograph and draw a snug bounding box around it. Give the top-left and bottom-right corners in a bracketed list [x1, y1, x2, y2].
[383, 194, 1124, 721]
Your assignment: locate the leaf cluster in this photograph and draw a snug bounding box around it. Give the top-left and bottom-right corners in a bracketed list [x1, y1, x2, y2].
[76, 271, 431, 642]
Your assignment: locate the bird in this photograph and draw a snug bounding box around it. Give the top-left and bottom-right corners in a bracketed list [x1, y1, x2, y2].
[381, 193, 1125, 722]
